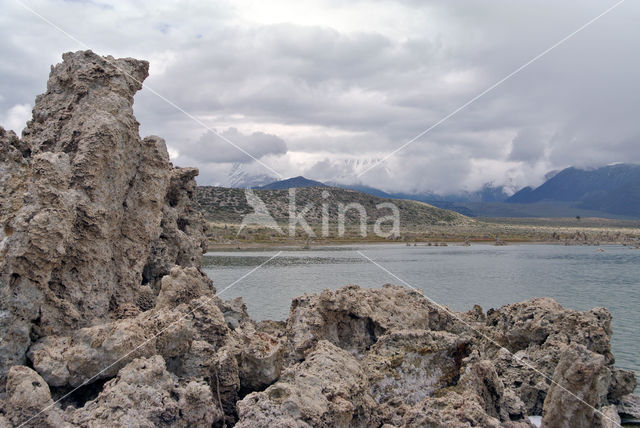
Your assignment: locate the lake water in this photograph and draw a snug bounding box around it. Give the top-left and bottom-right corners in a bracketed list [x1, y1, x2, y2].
[202, 243, 640, 382]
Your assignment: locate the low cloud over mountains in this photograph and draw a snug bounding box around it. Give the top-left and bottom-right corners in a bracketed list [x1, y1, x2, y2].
[2, 1, 639, 194]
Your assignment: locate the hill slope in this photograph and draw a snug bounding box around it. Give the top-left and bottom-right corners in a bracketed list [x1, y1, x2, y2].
[196, 186, 471, 227]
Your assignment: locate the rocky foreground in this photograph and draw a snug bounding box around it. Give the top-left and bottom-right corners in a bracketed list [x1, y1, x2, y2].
[1, 51, 639, 427]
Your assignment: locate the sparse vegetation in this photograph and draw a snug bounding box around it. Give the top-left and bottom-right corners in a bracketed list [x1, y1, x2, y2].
[196, 186, 470, 226]
[196, 187, 640, 248]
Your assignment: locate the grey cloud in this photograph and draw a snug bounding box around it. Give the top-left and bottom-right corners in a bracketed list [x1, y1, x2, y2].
[178, 128, 287, 164]
[2, 0, 639, 194]
[509, 128, 548, 163]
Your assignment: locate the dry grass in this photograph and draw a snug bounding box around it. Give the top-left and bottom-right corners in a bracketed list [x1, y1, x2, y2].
[205, 217, 640, 249]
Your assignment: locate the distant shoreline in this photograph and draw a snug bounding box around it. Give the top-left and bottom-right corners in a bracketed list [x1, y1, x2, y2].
[206, 239, 639, 252]
[206, 216, 640, 251]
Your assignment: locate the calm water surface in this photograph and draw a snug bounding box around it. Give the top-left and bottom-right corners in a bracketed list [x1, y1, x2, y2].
[202, 243, 640, 380]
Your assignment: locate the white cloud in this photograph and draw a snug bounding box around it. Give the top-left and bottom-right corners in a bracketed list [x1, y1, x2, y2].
[1, 104, 31, 134]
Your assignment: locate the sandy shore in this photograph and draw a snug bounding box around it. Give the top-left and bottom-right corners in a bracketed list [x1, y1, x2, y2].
[206, 217, 640, 251]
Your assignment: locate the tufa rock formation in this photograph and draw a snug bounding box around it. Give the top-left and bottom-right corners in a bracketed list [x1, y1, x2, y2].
[0, 51, 206, 384]
[0, 51, 638, 427]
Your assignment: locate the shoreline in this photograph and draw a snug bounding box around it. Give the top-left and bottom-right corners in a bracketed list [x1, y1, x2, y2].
[205, 217, 640, 251]
[207, 239, 639, 251]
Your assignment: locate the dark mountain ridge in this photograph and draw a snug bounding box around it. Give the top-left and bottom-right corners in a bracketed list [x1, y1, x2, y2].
[506, 164, 640, 217]
[234, 164, 640, 218]
[257, 176, 327, 190]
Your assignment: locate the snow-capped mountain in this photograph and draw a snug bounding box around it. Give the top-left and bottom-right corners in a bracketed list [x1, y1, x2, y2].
[226, 163, 277, 188]
[327, 158, 391, 183]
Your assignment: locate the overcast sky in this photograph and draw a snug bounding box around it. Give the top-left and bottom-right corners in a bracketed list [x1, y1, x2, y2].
[1, 0, 639, 194]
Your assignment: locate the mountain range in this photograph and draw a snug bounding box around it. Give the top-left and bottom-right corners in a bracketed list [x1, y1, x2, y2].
[509, 165, 637, 204]
[220, 163, 640, 218]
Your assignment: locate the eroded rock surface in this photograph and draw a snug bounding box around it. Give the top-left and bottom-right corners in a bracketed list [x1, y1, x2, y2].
[0, 50, 205, 385]
[236, 341, 376, 428]
[285, 284, 464, 361]
[1, 51, 637, 427]
[68, 356, 221, 427]
[1, 365, 65, 427]
[143, 167, 208, 292]
[232, 285, 635, 427]
[541, 344, 610, 427]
